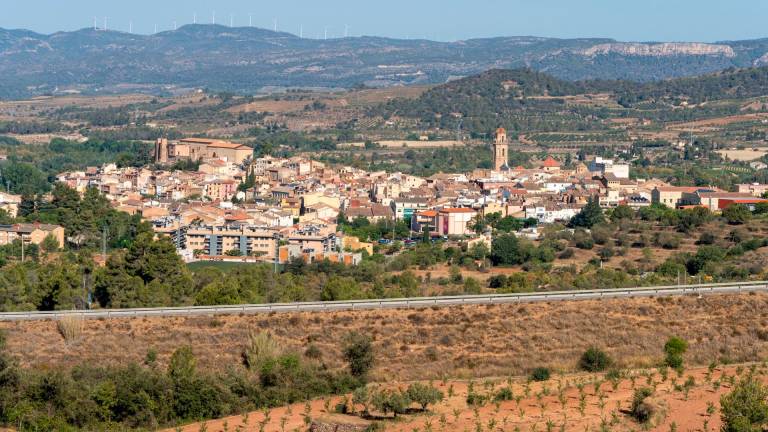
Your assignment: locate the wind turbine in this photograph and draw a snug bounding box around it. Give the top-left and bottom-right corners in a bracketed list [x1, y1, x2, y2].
[103, 16, 108, 31]
[193, 12, 197, 24]
[344, 24, 349, 38]
[299, 24, 303, 38]
[230, 14, 233, 27]
[273, 18, 277, 32]
[249, 13, 253, 27]
[129, 20, 133, 34]
[212, 10, 216, 25]
[93, 16, 97, 31]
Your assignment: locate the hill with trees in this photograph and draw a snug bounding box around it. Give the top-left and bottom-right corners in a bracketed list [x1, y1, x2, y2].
[372, 66, 768, 131]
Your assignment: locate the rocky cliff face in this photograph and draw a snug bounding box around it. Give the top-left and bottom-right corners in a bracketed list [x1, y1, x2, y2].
[579, 42, 736, 57]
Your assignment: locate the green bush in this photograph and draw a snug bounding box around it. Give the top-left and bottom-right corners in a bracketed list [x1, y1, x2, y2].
[720, 375, 768, 431]
[664, 336, 688, 370]
[406, 383, 443, 411]
[530, 367, 551, 382]
[343, 332, 374, 379]
[493, 386, 514, 401]
[579, 347, 613, 372]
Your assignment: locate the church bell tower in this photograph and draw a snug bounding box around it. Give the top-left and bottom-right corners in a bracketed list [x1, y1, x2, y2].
[493, 128, 509, 171]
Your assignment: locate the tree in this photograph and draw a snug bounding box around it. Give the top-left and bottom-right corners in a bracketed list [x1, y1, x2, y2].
[720, 375, 768, 432]
[406, 383, 444, 411]
[41, 234, 60, 254]
[320, 276, 363, 301]
[611, 205, 634, 221]
[663, 336, 688, 370]
[353, 386, 370, 416]
[490, 234, 530, 265]
[579, 347, 613, 372]
[722, 204, 752, 225]
[343, 332, 374, 379]
[570, 196, 605, 228]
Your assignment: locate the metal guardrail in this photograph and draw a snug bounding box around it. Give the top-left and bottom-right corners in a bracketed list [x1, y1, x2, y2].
[2, 281, 766, 321]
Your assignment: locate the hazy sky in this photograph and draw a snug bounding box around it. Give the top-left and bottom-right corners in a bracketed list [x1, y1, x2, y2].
[1, 0, 767, 42]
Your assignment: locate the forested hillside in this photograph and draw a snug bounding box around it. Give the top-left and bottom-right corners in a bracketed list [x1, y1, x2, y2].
[373, 66, 768, 131]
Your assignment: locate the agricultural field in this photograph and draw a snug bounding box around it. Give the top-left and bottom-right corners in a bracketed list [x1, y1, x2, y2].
[172, 363, 759, 432]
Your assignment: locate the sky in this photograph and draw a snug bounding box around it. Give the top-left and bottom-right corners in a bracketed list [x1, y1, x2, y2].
[1, 0, 767, 42]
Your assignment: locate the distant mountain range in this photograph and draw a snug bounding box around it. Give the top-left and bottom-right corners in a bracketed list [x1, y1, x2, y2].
[2, 24, 768, 98]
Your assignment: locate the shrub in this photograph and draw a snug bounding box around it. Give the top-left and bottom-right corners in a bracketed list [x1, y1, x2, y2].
[243, 330, 281, 370]
[493, 386, 514, 401]
[664, 336, 688, 370]
[579, 347, 613, 372]
[343, 332, 374, 379]
[722, 204, 752, 225]
[530, 367, 551, 382]
[57, 315, 84, 344]
[488, 274, 507, 288]
[630, 387, 655, 423]
[698, 232, 716, 245]
[720, 375, 768, 431]
[304, 344, 322, 360]
[558, 248, 574, 259]
[654, 232, 681, 249]
[573, 230, 594, 250]
[598, 247, 615, 260]
[591, 225, 612, 245]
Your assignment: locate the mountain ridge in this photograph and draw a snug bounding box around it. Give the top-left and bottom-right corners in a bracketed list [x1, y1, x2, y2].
[1, 24, 768, 98]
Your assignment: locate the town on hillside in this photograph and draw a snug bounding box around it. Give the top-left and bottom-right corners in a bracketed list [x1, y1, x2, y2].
[34, 131, 768, 265]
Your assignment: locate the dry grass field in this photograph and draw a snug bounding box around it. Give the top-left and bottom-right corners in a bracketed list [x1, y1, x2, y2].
[169, 363, 762, 432]
[716, 148, 768, 161]
[3, 293, 768, 383]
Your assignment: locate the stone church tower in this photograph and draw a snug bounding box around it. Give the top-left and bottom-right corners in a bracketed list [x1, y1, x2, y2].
[493, 128, 509, 171]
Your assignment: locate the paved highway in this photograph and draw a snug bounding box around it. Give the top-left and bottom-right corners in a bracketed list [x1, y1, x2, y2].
[1, 281, 765, 321]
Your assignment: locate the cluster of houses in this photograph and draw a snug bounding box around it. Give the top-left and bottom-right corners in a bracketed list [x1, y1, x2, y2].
[50, 133, 768, 264]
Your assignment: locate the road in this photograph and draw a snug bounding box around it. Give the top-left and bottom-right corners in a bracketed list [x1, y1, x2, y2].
[1, 281, 765, 321]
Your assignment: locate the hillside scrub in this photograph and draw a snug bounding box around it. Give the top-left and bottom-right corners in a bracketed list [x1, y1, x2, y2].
[0, 330, 363, 431]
